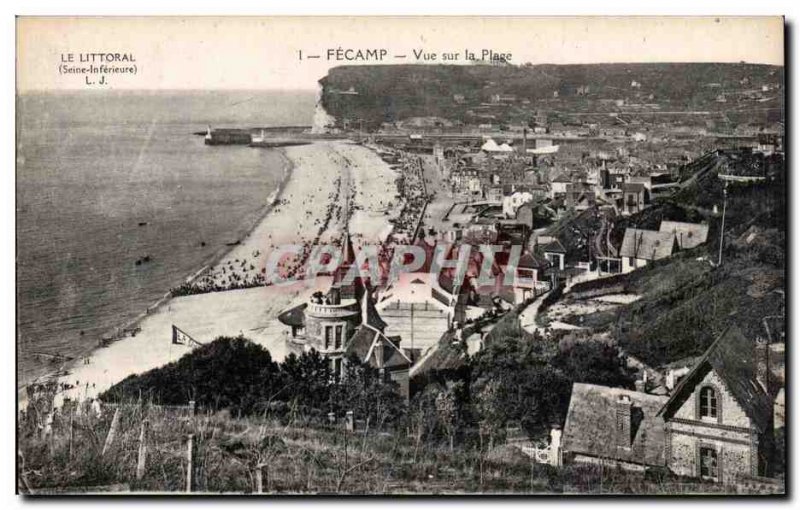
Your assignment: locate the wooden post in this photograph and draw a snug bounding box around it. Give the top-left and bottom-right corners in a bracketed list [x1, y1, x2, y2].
[186, 434, 195, 493]
[255, 463, 267, 493]
[101, 407, 121, 457]
[136, 420, 149, 480]
[188, 400, 196, 417]
[68, 411, 75, 461]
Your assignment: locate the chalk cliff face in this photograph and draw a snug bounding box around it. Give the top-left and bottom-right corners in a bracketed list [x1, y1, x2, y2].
[318, 63, 784, 130]
[311, 84, 336, 134]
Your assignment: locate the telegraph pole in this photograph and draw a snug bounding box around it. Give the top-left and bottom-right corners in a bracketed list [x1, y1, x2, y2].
[717, 181, 728, 266]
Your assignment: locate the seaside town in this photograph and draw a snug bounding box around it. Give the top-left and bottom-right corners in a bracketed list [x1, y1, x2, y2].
[18, 61, 785, 495]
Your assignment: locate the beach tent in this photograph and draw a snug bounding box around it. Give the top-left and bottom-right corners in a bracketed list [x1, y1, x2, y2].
[498, 143, 514, 152]
[481, 138, 501, 152]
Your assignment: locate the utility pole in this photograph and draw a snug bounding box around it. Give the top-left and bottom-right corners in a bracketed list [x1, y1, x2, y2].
[717, 181, 728, 266]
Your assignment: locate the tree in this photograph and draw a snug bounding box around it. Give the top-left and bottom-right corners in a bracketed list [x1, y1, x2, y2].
[100, 336, 283, 416]
[435, 380, 466, 451]
[408, 384, 439, 462]
[331, 354, 405, 430]
[553, 341, 637, 390]
[281, 349, 334, 417]
[470, 328, 571, 440]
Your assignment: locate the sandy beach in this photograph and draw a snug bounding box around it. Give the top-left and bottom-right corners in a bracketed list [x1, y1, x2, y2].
[43, 140, 400, 407]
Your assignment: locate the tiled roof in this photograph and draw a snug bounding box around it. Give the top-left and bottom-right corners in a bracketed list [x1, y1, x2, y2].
[619, 228, 676, 261]
[541, 239, 567, 254]
[363, 294, 388, 332]
[346, 324, 412, 370]
[518, 251, 549, 269]
[658, 326, 774, 433]
[659, 221, 710, 250]
[562, 383, 668, 467]
[346, 326, 377, 360]
[551, 171, 571, 183]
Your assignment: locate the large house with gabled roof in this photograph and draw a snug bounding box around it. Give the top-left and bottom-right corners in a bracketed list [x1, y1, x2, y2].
[277, 231, 413, 400]
[658, 326, 775, 483]
[561, 326, 779, 484]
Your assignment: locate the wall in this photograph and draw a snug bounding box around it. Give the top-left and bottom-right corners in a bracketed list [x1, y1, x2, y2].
[666, 370, 755, 482]
[622, 256, 648, 273]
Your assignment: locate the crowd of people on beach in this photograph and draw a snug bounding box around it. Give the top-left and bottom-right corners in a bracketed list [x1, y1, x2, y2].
[170, 146, 434, 298]
[385, 155, 431, 246]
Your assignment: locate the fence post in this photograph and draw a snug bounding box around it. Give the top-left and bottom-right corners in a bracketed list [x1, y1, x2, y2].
[136, 419, 149, 480]
[188, 400, 196, 417]
[255, 463, 267, 493]
[102, 407, 121, 457]
[186, 434, 195, 493]
[345, 410, 354, 432]
[68, 411, 75, 461]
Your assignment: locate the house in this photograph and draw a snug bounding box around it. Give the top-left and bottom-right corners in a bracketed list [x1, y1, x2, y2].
[658, 326, 775, 482]
[540, 238, 567, 271]
[376, 272, 464, 352]
[618, 228, 677, 272]
[561, 326, 781, 482]
[346, 321, 413, 401]
[561, 383, 669, 471]
[515, 200, 554, 230]
[485, 185, 505, 202]
[550, 171, 571, 198]
[511, 251, 550, 302]
[621, 182, 647, 215]
[277, 233, 413, 400]
[659, 221, 710, 250]
[564, 182, 596, 211]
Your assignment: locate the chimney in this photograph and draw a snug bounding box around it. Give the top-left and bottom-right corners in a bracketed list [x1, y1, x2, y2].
[549, 426, 563, 467]
[755, 335, 769, 393]
[634, 379, 646, 393]
[615, 394, 632, 448]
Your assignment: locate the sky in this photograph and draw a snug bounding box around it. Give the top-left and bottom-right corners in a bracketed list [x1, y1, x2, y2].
[16, 16, 784, 91]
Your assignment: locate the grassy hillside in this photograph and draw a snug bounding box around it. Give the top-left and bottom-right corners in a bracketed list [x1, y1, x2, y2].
[20, 403, 742, 494]
[570, 154, 785, 367]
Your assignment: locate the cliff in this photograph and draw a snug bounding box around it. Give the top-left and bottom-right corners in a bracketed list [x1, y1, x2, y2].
[318, 63, 784, 130]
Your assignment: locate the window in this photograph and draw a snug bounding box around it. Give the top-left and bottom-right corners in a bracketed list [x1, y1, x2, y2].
[335, 325, 343, 349]
[324, 326, 333, 349]
[699, 386, 718, 419]
[699, 446, 718, 479]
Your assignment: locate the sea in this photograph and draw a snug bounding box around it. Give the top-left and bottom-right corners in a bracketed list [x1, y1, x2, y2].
[16, 90, 317, 387]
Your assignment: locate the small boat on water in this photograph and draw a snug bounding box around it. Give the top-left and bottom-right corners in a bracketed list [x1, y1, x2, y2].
[138, 221, 148, 227]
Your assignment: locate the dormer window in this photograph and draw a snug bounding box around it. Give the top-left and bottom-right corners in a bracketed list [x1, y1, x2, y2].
[699, 386, 718, 419]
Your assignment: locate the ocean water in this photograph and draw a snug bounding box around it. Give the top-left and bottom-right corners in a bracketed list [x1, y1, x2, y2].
[16, 90, 316, 385]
